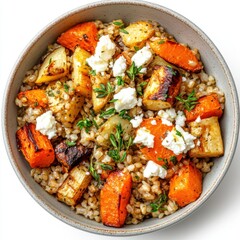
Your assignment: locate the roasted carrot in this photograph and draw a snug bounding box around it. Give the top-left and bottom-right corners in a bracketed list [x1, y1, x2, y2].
[149, 40, 203, 72]
[100, 170, 132, 227]
[17, 89, 48, 108]
[16, 123, 55, 168]
[185, 94, 223, 122]
[139, 118, 182, 166]
[57, 22, 98, 54]
[168, 163, 202, 207]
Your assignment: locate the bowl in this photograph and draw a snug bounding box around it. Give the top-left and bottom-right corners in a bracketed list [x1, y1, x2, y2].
[2, 0, 239, 236]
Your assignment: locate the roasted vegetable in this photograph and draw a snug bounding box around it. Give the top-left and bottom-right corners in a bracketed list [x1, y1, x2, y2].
[120, 21, 155, 50]
[189, 116, 224, 158]
[57, 22, 98, 54]
[169, 163, 202, 207]
[91, 74, 112, 113]
[72, 46, 92, 98]
[143, 66, 182, 110]
[55, 141, 92, 171]
[46, 80, 84, 127]
[16, 123, 55, 168]
[100, 170, 132, 227]
[17, 89, 48, 108]
[149, 40, 203, 72]
[185, 94, 223, 122]
[57, 164, 92, 206]
[35, 46, 68, 83]
[139, 118, 182, 166]
[96, 115, 133, 148]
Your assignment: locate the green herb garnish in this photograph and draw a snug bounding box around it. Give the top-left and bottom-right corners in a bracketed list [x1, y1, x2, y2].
[113, 21, 124, 27]
[175, 129, 183, 137]
[76, 118, 93, 133]
[119, 28, 129, 34]
[150, 193, 168, 212]
[65, 140, 76, 147]
[116, 76, 124, 86]
[175, 90, 198, 111]
[127, 61, 142, 81]
[89, 157, 101, 184]
[170, 156, 178, 165]
[107, 124, 127, 162]
[89, 69, 96, 76]
[119, 109, 131, 120]
[93, 82, 114, 98]
[100, 164, 114, 171]
[136, 81, 148, 96]
[63, 83, 70, 92]
[99, 108, 116, 118]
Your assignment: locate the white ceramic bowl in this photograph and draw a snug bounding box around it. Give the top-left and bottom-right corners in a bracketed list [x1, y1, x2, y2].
[2, 0, 239, 236]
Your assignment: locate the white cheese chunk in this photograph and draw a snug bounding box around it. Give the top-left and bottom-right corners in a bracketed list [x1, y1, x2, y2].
[131, 46, 153, 68]
[113, 87, 138, 112]
[112, 55, 127, 77]
[162, 125, 196, 155]
[133, 127, 155, 148]
[175, 110, 186, 127]
[143, 160, 167, 179]
[130, 114, 143, 128]
[36, 110, 57, 139]
[86, 35, 116, 73]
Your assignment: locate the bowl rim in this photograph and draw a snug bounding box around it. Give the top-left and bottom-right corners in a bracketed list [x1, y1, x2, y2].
[2, 0, 239, 236]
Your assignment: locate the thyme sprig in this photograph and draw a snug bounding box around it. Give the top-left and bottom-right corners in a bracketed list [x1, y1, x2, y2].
[93, 82, 114, 98]
[175, 90, 198, 111]
[150, 193, 168, 212]
[127, 61, 142, 81]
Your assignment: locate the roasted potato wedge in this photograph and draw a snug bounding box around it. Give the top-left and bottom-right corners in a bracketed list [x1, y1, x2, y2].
[46, 80, 84, 127]
[36, 46, 68, 83]
[55, 141, 92, 172]
[96, 115, 133, 148]
[120, 21, 155, 50]
[189, 116, 224, 158]
[91, 74, 111, 113]
[57, 164, 92, 206]
[143, 65, 182, 110]
[72, 47, 92, 98]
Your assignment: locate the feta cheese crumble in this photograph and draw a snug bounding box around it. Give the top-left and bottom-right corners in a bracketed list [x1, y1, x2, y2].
[131, 46, 153, 68]
[113, 87, 138, 112]
[112, 55, 127, 77]
[130, 114, 143, 128]
[133, 127, 155, 148]
[86, 35, 116, 73]
[158, 108, 186, 127]
[36, 110, 57, 139]
[162, 125, 196, 155]
[143, 160, 167, 179]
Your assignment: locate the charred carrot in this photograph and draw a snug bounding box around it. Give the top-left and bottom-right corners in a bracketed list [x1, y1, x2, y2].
[57, 22, 98, 54]
[185, 94, 223, 122]
[16, 123, 55, 168]
[149, 40, 203, 72]
[139, 118, 182, 166]
[168, 163, 202, 207]
[17, 89, 48, 108]
[100, 170, 132, 227]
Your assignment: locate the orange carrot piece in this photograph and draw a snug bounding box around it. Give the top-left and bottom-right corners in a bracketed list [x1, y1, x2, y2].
[57, 22, 98, 54]
[16, 123, 55, 168]
[168, 163, 202, 207]
[185, 94, 223, 122]
[17, 89, 48, 108]
[139, 118, 182, 166]
[100, 170, 132, 227]
[149, 40, 203, 72]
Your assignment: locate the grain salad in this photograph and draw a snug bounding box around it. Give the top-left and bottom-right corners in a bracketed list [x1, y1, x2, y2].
[15, 19, 224, 227]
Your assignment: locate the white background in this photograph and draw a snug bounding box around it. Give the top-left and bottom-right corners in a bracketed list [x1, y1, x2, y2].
[0, 0, 239, 239]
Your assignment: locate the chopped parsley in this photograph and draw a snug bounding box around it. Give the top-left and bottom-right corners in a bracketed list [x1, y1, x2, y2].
[65, 140, 76, 147]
